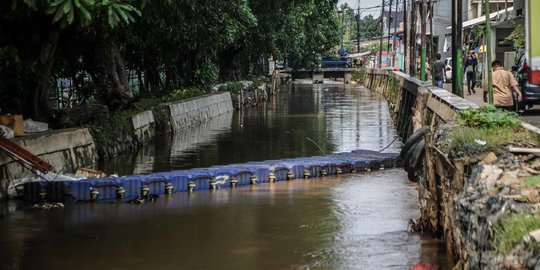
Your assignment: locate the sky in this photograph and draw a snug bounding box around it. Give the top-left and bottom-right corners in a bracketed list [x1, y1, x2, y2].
[338, 0, 384, 18]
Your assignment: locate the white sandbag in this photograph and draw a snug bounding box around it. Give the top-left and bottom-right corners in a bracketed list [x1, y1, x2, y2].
[0, 125, 14, 138]
[23, 119, 48, 133]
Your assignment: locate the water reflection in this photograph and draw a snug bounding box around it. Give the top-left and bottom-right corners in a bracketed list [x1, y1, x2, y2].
[100, 83, 401, 176]
[0, 170, 453, 270]
[0, 82, 455, 270]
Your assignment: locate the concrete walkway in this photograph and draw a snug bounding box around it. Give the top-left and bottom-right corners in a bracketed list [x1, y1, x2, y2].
[442, 83, 484, 106]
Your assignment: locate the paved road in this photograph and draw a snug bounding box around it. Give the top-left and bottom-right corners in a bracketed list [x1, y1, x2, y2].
[442, 83, 540, 127]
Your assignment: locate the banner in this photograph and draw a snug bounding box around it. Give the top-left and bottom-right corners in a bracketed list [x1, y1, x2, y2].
[530, 0, 540, 84]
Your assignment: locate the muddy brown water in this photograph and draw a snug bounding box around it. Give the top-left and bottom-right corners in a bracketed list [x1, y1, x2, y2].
[0, 83, 454, 269]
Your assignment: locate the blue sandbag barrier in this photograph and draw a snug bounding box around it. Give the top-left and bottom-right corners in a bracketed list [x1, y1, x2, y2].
[23, 150, 399, 203]
[117, 176, 145, 199]
[183, 170, 213, 191]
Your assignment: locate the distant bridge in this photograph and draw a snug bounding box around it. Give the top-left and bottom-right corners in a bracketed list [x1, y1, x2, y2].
[280, 68, 358, 84]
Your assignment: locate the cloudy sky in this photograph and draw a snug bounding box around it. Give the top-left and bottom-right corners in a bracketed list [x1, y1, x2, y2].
[339, 0, 384, 18]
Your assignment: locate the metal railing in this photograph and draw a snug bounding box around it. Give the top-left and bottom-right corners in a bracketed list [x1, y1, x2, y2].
[48, 71, 144, 109]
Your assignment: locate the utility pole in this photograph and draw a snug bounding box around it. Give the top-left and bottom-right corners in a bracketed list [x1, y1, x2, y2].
[357, 0, 361, 53]
[392, 0, 399, 67]
[409, 1, 417, 77]
[420, 0, 427, 81]
[403, 0, 408, 73]
[486, 0, 493, 103]
[429, 0, 435, 84]
[387, 0, 394, 63]
[451, 0, 463, 97]
[379, 0, 385, 68]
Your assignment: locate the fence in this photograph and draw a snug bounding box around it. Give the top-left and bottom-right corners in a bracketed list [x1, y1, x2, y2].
[48, 71, 144, 109]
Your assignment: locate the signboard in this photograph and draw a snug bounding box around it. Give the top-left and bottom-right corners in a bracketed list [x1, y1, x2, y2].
[530, 0, 540, 84]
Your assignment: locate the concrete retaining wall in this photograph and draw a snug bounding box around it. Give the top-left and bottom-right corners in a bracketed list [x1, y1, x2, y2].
[131, 110, 155, 144]
[161, 92, 233, 132]
[0, 128, 97, 199]
[0, 92, 234, 199]
[359, 68, 478, 140]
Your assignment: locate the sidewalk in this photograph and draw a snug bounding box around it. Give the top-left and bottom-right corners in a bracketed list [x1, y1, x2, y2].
[442, 82, 484, 106]
[441, 82, 540, 127]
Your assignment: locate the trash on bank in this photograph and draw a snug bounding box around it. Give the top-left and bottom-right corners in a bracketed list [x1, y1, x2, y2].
[0, 125, 14, 139]
[23, 119, 48, 133]
[75, 167, 107, 179]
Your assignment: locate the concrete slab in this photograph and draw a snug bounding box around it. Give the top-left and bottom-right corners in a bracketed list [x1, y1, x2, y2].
[169, 102, 186, 117]
[132, 111, 155, 130]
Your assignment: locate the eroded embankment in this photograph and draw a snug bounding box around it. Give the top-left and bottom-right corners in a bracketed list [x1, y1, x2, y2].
[419, 123, 540, 269]
[355, 67, 540, 269]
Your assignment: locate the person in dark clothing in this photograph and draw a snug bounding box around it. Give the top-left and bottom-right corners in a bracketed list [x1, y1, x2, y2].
[464, 52, 478, 95]
[432, 53, 445, 88]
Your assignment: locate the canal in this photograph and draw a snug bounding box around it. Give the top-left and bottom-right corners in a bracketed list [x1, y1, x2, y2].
[0, 83, 453, 269]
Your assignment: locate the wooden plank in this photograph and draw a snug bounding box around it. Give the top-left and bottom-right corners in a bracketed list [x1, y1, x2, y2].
[508, 147, 540, 154]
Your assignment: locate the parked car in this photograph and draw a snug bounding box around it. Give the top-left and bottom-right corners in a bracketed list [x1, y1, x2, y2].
[514, 51, 540, 111]
[444, 57, 452, 82]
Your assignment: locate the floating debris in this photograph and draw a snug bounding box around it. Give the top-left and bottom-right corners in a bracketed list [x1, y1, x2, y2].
[127, 194, 159, 205]
[30, 202, 64, 210]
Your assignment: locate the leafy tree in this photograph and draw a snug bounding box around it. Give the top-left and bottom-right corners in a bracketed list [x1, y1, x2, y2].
[359, 14, 381, 41]
[0, 0, 140, 117]
[0, 0, 341, 119]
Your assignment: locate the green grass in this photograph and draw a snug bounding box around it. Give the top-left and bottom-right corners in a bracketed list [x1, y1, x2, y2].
[218, 82, 244, 95]
[493, 210, 540, 255]
[524, 175, 540, 187]
[443, 126, 540, 153]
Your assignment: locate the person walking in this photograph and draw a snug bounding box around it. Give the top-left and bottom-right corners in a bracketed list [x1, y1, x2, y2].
[464, 52, 478, 95]
[483, 60, 523, 111]
[432, 53, 445, 88]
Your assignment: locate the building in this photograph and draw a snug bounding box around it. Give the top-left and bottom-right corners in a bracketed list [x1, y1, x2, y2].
[449, 0, 525, 79]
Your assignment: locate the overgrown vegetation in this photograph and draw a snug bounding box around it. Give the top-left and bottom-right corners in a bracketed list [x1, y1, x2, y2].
[0, 0, 340, 120]
[493, 210, 540, 255]
[458, 105, 522, 129]
[89, 86, 209, 157]
[218, 82, 245, 95]
[443, 127, 540, 154]
[437, 106, 540, 154]
[351, 69, 367, 84]
[502, 21, 526, 49]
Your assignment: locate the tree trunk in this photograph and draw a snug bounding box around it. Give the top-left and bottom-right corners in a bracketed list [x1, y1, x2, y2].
[89, 38, 132, 111]
[114, 49, 132, 98]
[31, 31, 59, 121]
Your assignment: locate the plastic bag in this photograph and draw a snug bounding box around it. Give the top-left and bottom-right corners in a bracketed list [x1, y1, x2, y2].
[0, 125, 14, 138]
[23, 119, 48, 133]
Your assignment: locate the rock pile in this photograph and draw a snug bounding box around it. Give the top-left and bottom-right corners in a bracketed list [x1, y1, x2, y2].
[452, 151, 540, 269]
[430, 145, 540, 268]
